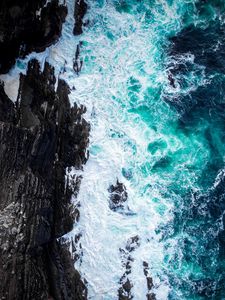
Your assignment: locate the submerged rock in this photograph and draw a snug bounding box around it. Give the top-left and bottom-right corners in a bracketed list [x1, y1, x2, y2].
[168, 73, 176, 88]
[0, 0, 67, 73]
[0, 59, 89, 299]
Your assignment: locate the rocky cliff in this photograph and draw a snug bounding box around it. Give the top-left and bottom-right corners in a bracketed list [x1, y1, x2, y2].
[0, 59, 89, 299]
[0, 0, 91, 298]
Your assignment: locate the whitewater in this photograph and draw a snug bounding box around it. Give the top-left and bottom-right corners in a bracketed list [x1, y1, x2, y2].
[2, 0, 225, 299]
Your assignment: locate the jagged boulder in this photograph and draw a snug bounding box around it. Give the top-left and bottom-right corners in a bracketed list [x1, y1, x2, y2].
[108, 180, 128, 211]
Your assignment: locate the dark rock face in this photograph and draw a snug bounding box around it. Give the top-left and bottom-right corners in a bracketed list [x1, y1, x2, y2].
[0, 59, 89, 299]
[0, 0, 67, 73]
[0, 82, 15, 123]
[73, 0, 87, 35]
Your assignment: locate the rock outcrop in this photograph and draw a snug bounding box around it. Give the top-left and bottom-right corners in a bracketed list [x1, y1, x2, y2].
[73, 0, 88, 35]
[108, 180, 128, 211]
[0, 59, 89, 299]
[118, 237, 156, 300]
[118, 236, 140, 300]
[143, 262, 156, 300]
[73, 42, 83, 74]
[0, 0, 67, 73]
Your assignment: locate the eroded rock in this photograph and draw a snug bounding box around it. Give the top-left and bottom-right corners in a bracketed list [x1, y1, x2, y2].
[118, 236, 141, 300]
[0, 0, 67, 73]
[73, 0, 88, 35]
[143, 261, 156, 300]
[0, 59, 89, 299]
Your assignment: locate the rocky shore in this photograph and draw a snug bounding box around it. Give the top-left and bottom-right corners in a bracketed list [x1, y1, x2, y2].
[0, 59, 89, 299]
[0, 0, 90, 299]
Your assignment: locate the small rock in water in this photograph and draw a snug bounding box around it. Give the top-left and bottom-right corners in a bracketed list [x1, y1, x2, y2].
[73, 43, 83, 74]
[108, 179, 128, 211]
[143, 261, 156, 300]
[118, 236, 141, 300]
[126, 235, 140, 252]
[168, 72, 176, 88]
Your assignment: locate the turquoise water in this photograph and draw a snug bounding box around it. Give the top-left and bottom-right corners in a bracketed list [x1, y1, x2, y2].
[2, 0, 225, 298]
[69, 0, 225, 299]
[76, 1, 225, 299]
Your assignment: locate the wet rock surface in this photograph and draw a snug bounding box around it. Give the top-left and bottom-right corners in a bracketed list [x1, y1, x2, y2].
[73, 0, 88, 35]
[72, 233, 84, 263]
[108, 180, 128, 211]
[118, 236, 140, 300]
[118, 237, 156, 300]
[143, 261, 156, 300]
[0, 59, 89, 299]
[73, 42, 84, 74]
[0, 0, 67, 73]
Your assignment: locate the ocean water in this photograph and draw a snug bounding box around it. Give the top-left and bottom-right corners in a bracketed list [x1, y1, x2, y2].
[2, 0, 225, 299]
